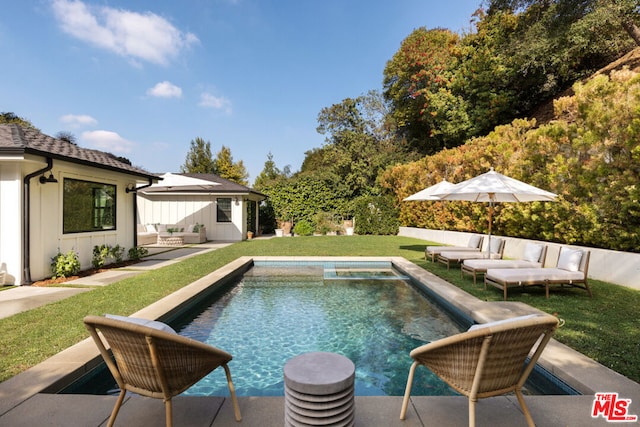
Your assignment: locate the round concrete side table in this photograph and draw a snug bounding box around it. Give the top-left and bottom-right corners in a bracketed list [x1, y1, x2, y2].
[284, 352, 355, 427]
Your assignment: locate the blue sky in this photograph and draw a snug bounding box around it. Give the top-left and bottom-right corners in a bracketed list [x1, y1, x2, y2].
[1, 0, 481, 183]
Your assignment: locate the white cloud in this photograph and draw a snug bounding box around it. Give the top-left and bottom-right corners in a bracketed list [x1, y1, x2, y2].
[199, 92, 232, 113]
[60, 114, 98, 127]
[51, 0, 199, 66]
[147, 81, 182, 98]
[81, 130, 134, 153]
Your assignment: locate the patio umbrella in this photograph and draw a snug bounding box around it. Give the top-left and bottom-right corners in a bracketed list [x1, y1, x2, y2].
[403, 179, 455, 201]
[432, 167, 557, 255]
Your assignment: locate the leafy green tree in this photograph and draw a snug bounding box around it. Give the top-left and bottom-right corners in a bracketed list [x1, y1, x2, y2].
[254, 152, 289, 190]
[312, 91, 413, 198]
[181, 137, 216, 173]
[383, 28, 465, 153]
[478, 0, 635, 110]
[214, 145, 249, 185]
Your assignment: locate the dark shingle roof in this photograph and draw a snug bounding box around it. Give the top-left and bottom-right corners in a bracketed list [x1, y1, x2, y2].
[142, 172, 266, 198]
[0, 124, 157, 179]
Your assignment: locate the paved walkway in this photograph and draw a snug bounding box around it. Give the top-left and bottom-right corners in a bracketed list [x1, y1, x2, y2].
[0, 242, 232, 320]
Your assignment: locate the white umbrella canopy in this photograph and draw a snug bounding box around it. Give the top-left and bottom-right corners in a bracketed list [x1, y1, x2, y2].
[403, 179, 455, 201]
[433, 168, 557, 203]
[432, 167, 557, 254]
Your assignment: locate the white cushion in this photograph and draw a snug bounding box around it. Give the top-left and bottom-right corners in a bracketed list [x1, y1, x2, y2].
[105, 314, 176, 334]
[157, 224, 167, 232]
[522, 243, 543, 263]
[468, 314, 542, 331]
[468, 235, 481, 249]
[557, 248, 583, 272]
[146, 224, 156, 233]
[489, 238, 502, 254]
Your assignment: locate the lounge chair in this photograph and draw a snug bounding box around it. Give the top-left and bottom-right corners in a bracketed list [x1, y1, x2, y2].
[484, 247, 591, 300]
[400, 314, 559, 427]
[461, 242, 547, 285]
[84, 315, 242, 427]
[437, 238, 505, 270]
[425, 235, 484, 262]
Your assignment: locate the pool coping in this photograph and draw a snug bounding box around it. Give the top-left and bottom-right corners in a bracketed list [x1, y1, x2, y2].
[0, 256, 638, 418]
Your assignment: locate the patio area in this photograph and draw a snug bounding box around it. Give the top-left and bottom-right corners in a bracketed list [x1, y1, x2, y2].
[0, 392, 610, 426]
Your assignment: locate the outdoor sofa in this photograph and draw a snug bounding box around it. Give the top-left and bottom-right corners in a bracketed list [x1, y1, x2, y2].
[484, 246, 591, 300]
[425, 235, 484, 262]
[437, 238, 505, 270]
[461, 242, 548, 285]
[137, 223, 207, 245]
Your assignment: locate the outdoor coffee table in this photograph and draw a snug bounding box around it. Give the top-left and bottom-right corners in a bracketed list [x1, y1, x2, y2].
[156, 233, 184, 246]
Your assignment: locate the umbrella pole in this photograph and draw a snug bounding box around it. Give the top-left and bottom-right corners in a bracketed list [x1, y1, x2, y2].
[487, 197, 494, 258]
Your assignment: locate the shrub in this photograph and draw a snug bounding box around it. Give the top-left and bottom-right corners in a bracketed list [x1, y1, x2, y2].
[128, 246, 149, 261]
[51, 249, 81, 278]
[92, 244, 111, 269]
[293, 220, 314, 236]
[110, 244, 125, 263]
[353, 195, 400, 235]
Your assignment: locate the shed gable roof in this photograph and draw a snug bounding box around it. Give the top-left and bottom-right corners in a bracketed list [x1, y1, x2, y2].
[141, 172, 266, 198]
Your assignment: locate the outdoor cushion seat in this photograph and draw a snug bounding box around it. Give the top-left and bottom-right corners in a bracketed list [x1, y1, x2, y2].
[461, 243, 547, 285]
[484, 247, 591, 300]
[425, 235, 484, 262]
[437, 238, 505, 270]
[84, 315, 241, 427]
[400, 314, 559, 427]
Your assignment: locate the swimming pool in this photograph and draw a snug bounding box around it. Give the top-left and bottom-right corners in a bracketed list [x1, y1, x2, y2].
[61, 258, 575, 397]
[178, 261, 463, 396]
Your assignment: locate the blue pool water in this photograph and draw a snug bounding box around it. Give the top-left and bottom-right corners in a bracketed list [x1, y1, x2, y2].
[61, 260, 575, 397]
[178, 263, 463, 397]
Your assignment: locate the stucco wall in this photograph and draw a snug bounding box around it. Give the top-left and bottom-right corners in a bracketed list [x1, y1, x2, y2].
[399, 227, 640, 290]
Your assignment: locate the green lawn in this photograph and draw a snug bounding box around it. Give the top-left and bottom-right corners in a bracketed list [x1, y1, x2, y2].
[0, 235, 638, 385]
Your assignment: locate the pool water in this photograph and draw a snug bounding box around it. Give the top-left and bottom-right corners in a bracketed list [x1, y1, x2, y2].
[177, 264, 463, 397]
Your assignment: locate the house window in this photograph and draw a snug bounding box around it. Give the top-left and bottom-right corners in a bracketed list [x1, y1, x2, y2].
[216, 198, 232, 223]
[63, 178, 116, 233]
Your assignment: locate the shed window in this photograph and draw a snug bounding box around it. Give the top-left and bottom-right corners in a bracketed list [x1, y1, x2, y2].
[63, 178, 116, 233]
[217, 198, 232, 222]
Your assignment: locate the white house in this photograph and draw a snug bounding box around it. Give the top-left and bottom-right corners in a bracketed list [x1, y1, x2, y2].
[0, 124, 159, 285]
[136, 173, 266, 242]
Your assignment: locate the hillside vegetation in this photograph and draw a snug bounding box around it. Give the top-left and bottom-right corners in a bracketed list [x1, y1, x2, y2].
[382, 64, 640, 251]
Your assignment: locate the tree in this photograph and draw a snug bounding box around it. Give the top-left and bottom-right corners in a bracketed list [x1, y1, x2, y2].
[214, 145, 249, 186]
[0, 112, 38, 130]
[311, 91, 413, 198]
[254, 152, 289, 190]
[181, 137, 216, 173]
[383, 28, 465, 154]
[56, 131, 77, 145]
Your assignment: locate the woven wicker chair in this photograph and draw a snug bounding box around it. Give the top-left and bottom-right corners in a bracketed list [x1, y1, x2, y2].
[400, 314, 559, 427]
[84, 315, 241, 427]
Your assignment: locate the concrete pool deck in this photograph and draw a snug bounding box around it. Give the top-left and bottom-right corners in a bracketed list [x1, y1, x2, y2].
[0, 253, 638, 426]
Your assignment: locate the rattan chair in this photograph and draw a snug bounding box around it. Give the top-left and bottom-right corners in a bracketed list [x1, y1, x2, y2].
[400, 314, 559, 427]
[84, 315, 241, 427]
